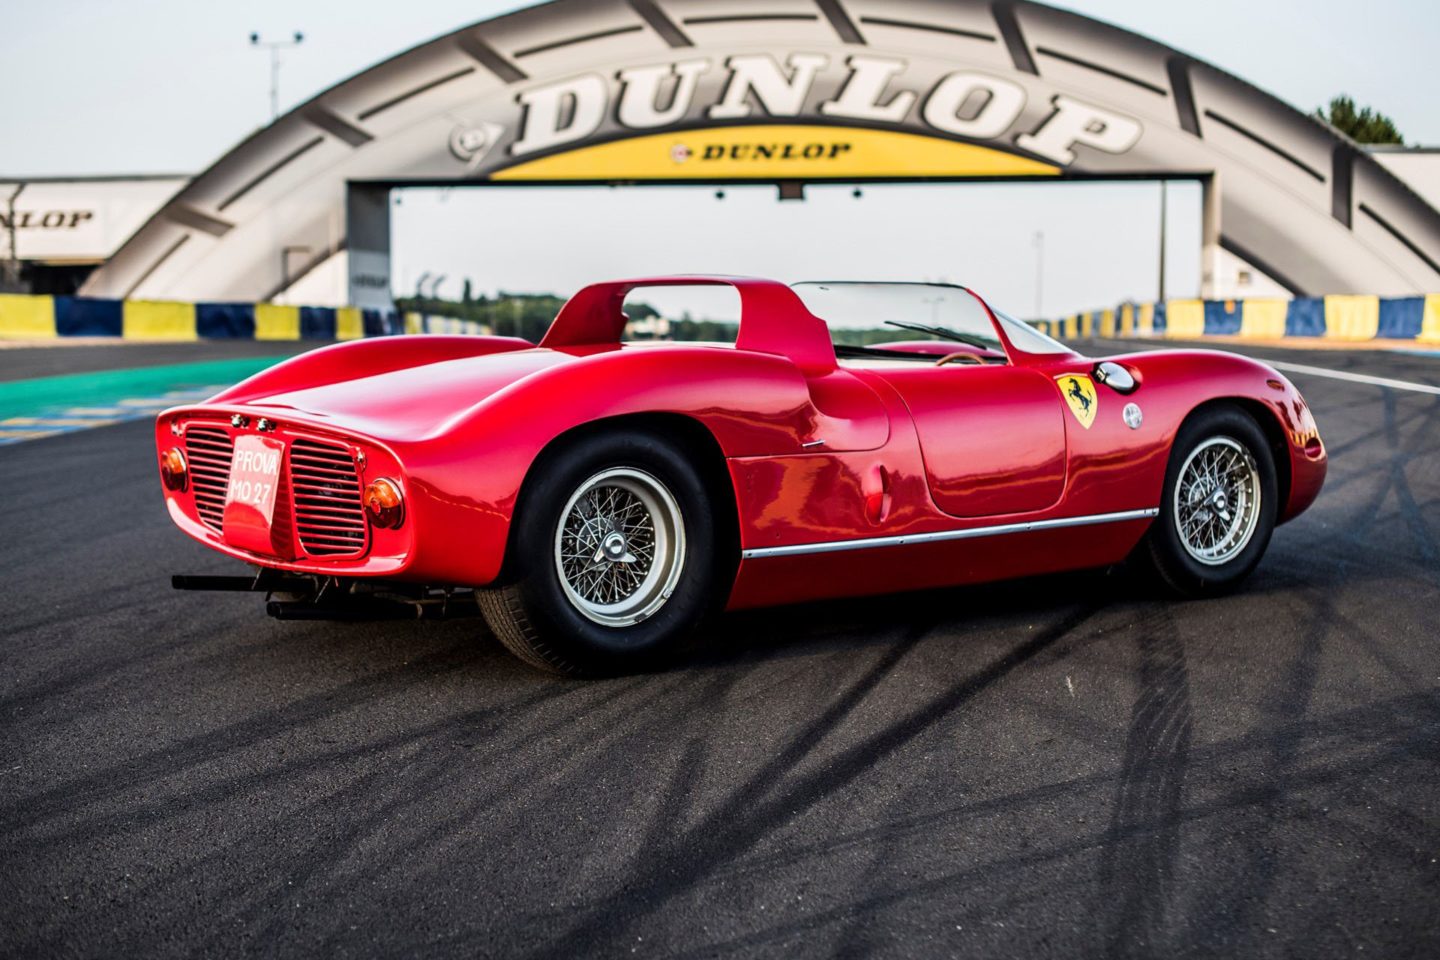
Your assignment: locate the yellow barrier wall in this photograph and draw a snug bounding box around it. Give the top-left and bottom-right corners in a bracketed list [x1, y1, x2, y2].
[1323, 295, 1381, 341]
[1165, 300, 1205, 339]
[1420, 294, 1440, 344]
[1138, 303, 1154, 336]
[336, 306, 364, 341]
[122, 300, 197, 340]
[254, 303, 301, 340]
[0, 294, 57, 338]
[1239, 299, 1288, 339]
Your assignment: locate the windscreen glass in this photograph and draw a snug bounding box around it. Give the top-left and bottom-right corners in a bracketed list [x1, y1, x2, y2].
[791, 282, 1004, 352]
[990, 307, 1075, 355]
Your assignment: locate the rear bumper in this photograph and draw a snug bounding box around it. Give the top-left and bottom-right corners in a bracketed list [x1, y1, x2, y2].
[156, 406, 416, 577]
[163, 498, 413, 576]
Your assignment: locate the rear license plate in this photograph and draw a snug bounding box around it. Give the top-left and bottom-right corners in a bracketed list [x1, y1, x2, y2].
[221, 435, 286, 555]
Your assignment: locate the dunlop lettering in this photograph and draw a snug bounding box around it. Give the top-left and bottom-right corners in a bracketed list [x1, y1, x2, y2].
[508, 53, 1144, 167]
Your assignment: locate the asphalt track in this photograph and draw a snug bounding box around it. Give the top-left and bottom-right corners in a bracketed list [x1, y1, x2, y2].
[1, 339, 1437, 958]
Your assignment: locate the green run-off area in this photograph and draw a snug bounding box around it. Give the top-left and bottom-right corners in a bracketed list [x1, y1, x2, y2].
[0, 358, 280, 421]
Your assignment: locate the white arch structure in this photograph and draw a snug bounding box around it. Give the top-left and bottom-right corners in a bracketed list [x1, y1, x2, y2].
[83, 0, 1440, 308]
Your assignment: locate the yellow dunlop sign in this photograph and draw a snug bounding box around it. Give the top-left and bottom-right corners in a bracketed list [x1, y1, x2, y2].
[1056, 373, 1098, 429]
[492, 125, 1060, 181]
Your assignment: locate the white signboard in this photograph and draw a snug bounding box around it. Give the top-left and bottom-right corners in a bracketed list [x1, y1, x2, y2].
[0, 177, 187, 263]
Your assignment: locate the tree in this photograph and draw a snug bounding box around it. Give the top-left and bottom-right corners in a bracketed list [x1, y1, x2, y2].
[1315, 95, 1403, 145]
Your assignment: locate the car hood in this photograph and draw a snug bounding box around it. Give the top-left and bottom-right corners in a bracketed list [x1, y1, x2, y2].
[239, 347, 576, 440]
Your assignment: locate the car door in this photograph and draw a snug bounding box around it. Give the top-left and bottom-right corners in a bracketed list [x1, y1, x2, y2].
[883, 363, 1069, 518]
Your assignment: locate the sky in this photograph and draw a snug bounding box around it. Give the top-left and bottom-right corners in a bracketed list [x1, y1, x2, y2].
[1, 0, 1434, 315]
[389, 180, 1202, 318]
[2, 0, 1434, 177]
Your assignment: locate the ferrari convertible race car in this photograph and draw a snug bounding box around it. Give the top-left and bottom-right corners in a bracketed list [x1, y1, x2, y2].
[157, 277, 1325, 675]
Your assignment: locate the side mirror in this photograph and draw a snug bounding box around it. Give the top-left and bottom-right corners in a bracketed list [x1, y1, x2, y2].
[1094, 361, 1137, 394]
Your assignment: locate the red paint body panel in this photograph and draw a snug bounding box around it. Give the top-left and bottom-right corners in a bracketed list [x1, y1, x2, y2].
[876, 365, 1069, 517]
[155, 276, 1327, 611]
[728, 521, 1153, 610]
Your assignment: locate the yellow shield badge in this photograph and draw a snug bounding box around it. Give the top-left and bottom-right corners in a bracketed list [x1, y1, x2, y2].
[1056, 374, 1098, 429]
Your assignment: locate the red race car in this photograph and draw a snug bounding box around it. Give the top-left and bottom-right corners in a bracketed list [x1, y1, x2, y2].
[157, 277, 1326, 675]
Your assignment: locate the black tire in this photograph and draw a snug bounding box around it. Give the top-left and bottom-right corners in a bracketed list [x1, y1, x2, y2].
[1139, 404, 1279, 597]
[476, 429, 719, 676]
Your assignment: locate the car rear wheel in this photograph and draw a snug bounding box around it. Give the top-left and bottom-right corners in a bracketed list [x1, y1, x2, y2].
[477, 429, 718, 676]
[1140, 404, 1278, 597]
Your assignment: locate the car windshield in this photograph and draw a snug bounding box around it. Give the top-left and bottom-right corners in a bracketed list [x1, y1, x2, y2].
[790, 281, 1072, 357]
[792, 282, 1002, 352]
[988, 306, 1073, 355]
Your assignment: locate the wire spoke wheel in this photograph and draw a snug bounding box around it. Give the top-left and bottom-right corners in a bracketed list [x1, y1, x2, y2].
[554, 467, 686, 626]
[1173, 436, 1262, 566]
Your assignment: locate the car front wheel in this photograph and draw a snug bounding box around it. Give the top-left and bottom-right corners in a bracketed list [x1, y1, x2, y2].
[1140, 404, 1279, 596]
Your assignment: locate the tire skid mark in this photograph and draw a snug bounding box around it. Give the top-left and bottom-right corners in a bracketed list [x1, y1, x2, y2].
[0, 655, 615, 842]
[526, 607, 1097, 957]
[1314, 392, 1438, 463]
[17, 669, 667, 858]
[1295, 586, 1430, 695]
[730, 686, 1439, 883]
[1327, 390, 1440, 564]
[1187, 581, 1326, 940]
[12, 671, 684, 950]
[1379, 390, 1440, 563]
[1313, 397, 1434, 506]
[655, 714, 1440, 959]
[1097, 611, 1194, 956]
[713, 651, 1440, 889]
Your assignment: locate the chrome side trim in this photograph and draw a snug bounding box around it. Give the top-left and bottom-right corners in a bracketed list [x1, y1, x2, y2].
[740, 508, 1160, 560]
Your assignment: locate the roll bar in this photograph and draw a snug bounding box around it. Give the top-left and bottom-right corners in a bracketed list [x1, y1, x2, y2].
[538, 275, 837, 375]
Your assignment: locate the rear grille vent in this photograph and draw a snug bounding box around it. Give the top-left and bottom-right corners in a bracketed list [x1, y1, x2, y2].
[289, 438, 367, 557]
[185, 427, 234, 532]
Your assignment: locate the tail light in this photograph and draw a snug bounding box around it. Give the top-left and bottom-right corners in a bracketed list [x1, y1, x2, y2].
[160, 447, 188, 491]
[363, 478, 404, 529]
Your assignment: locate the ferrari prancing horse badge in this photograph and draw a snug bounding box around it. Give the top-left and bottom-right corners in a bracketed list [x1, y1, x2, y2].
[1056, 374, 1098, 429]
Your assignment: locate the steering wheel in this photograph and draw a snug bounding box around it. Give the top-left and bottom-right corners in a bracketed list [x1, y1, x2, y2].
[935, 351, 983, 367]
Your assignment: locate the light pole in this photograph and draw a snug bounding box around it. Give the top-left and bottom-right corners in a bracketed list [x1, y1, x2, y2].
[3, 183, 23, 292]
[1157, 179, 1168, 303]
[249, 31, 304, 122]
[1032, 230, 1044, 319]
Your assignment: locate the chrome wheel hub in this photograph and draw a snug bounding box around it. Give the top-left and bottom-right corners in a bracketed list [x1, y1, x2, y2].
[554, 467, 686, 627]
[1174, 436, 1262, 566]
[601, 531, 630, 561]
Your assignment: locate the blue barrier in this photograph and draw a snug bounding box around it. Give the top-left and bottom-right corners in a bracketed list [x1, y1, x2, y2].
[1377, 297, 1424, 339]
[1055, 294, 1438, 344]
[54, 297, 123, 337]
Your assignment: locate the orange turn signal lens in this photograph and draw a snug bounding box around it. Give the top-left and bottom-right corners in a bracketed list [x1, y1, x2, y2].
[160, 447, 188, 492]
[363, 477, 404, 529]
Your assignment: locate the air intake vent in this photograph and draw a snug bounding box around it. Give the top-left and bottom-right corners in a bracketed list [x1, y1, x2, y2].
[289, 438, 367, 557]
[184, 426, 234, 532]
